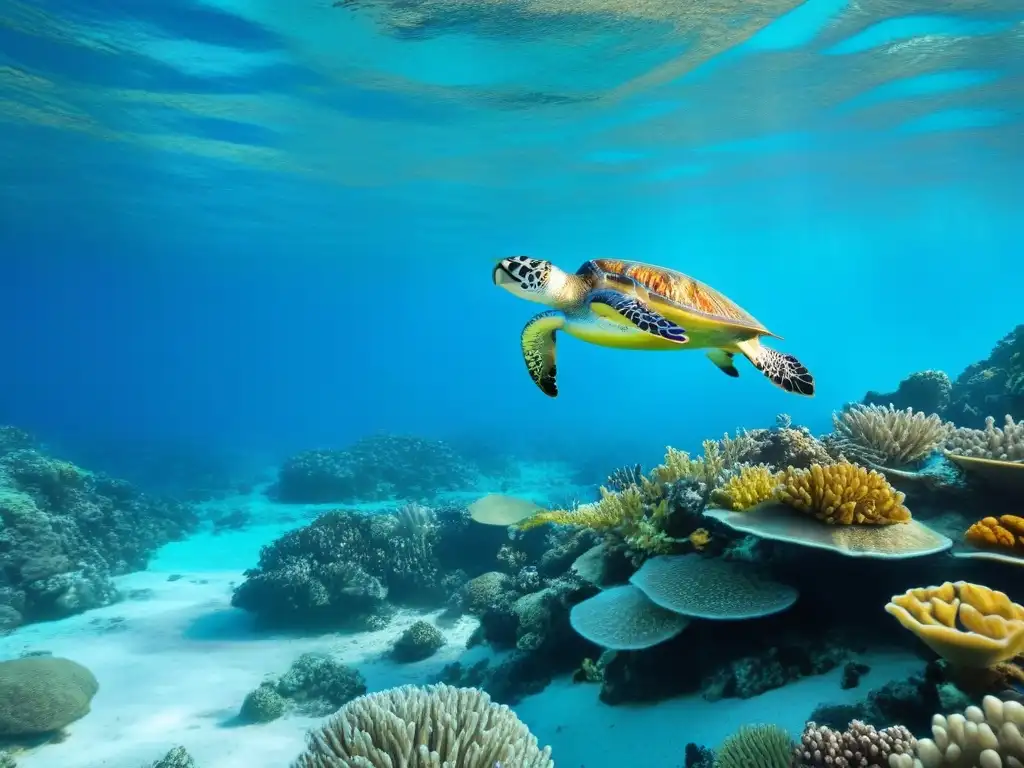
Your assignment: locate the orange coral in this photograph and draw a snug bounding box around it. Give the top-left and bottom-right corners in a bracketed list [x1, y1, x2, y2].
[776, 462, 910, 525]
[965, 515, 1024, 552]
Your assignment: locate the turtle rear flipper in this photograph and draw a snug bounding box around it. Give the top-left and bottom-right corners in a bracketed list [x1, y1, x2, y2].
[736, 339, 814, 396]
[587, 290, 689, 344]
[521, 311, 564, 397]
[706, 349, 739, 378]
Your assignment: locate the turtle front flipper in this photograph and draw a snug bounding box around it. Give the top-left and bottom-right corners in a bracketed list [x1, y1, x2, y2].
[736, 339, 814, 396]
[706, 349, 739, 378]
[521, 311, 565, 397]
[587, 289, 689, 344]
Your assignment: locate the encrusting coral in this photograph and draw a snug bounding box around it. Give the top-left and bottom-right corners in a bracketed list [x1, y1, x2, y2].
[946, 415, 1024, 462]
[885, 582, 1024, 669]
[831, 404, 951, 467]
[776, 462, 911, 525]
[711, 464, 780, 511]
[965, 515, 1024, 555]
[291, 683, 553, 768]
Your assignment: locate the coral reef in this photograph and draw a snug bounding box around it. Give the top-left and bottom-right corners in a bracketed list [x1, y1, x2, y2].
[863, 371, 953, 417]
[794, 719, 916, 768]
[831, 405, 951, 468]
[737, 424, 835, 469]
[0, 446, 197, 626]
[914, 695, 1024, 767]
[715, 724, 791, 768]
[239, 684, 286, 723]
[885, 582, 1024, 669]
[273, 435, 476, 503]
[776, 462, 911, 525]
[711, 464, 779, 510]
[274, 653, 367, 717]
[231, 504, 451, 628]
[946, 325, 1024, 428]
[946, 415, 1024, 462]
[146, 747, 196, 768]
[0, 656, 98, 737]
[291, 684, 553, 768]
[390, 620, 445, 662]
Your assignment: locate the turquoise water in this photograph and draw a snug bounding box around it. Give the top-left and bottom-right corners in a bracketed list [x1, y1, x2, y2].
[1, 0, 1023, 766]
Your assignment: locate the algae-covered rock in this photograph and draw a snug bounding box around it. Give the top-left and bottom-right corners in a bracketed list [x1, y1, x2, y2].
[275, 652, 366, 716]
[147, 746, 195, 768]
[390, 620, 445, 662]
[0, 656, 98, 736]
[239, 684, 285, 723]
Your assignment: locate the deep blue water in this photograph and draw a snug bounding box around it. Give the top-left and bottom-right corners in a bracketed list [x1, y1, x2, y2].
[1, 0, 1021, 470]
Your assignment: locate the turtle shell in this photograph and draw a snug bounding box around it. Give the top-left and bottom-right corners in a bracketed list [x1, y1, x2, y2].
[585, 258, 769, 333]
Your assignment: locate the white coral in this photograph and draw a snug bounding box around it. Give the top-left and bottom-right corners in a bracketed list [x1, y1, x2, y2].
[910, 695, 1024, 768]
[292, 683, 554, 768]
[946, 416, 1024, 463]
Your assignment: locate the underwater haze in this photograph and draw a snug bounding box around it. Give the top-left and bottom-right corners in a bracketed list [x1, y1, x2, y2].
[1, 0, 1024, 767]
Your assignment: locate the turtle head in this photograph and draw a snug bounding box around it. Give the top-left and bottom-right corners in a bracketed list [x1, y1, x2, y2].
[492, 256, 582, 308]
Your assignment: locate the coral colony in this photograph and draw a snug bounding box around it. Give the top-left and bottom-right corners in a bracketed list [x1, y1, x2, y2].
[2, 327, 1024, 767]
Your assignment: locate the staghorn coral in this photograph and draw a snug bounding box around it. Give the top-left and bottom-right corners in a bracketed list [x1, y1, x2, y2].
[832, 404, 951, 467]
[793, 719, 916, 768]
[716, 724, 792, 768]
[915, 695, 1024, 768]
[291, 683, 553, 768]
[946, 415, 1024, 462]
[605, 463, 644, 492]
[711, 464, 780, 510]
[776, 462, 910, 525]
[965, 515, 1024, 554]
[885, 581, 1024, 669]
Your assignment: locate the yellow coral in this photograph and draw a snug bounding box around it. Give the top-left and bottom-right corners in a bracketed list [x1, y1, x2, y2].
[688, 527, 711, 550]
[965, 515, 1024, 552]
[775, 461, 910, 525]
[517, 485, 645, 532]
[885, 581, 1024, 668]
[711, 465, 780, 511]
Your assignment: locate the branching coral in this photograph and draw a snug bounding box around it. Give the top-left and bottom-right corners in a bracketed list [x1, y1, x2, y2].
[831, 404, 951, 467]
[915, 695, 1024, 768]
[794, 719, 916, 768]
[292, 684, 553, 768]
[518, 485, 649, 532]
[946, 415, 1024, 462]
[885, 581, 1024, 669]
[776, 462, 911, 525]
[711, 464, 780, 510]
[965, 515, 1024, 554]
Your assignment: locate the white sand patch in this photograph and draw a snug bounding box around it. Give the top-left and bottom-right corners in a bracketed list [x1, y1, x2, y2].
[0, 570, 484, 768]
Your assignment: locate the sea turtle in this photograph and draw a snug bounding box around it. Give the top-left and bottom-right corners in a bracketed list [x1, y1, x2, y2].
[492, 256, 814, 398]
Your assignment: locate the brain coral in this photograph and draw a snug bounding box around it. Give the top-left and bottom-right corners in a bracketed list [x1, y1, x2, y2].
[0, 656, 98, 736]
[629, 554, 797, 620]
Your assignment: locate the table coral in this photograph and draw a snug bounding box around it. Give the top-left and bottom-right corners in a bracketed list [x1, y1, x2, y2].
[885, 581, 1024, 669]
[776, 462, 911, 525]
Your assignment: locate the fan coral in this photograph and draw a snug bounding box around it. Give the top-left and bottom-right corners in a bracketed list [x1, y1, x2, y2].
[794, 719, 916, 768]
[291, 684, 553, 768]
[885, 581, 1024, 668]
[915, 695, 1024, 767]
[569, 584, 690, 650]
[946, 415, 1024, 462]
[832, 404, 951, 467]
[776, 462, 911, 525]
[716, 724, 792, 768]
[711, 464, 780, 510]
[966, 515, 1024, 553]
